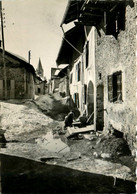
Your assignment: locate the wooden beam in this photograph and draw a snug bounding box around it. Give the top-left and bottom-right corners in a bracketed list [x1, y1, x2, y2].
[83, 6, 106, 12]
[75, 21, 97, 26]
[79, 16, 102, 22]
[82, 13, 103, 17]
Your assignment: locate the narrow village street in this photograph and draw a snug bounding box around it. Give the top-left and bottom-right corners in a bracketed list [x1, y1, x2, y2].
[0, 0, 136, 193]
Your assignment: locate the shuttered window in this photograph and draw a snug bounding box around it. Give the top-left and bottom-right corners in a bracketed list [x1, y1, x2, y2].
[74, 93, 79, 108]
[84, 84, 87, 104]
[77, 62, 81, 81]
[108, 75, 113, 102]
[76, 62, 81, 82]
[108, 71, 122, 102]
[85, 41, 89, 68]
[70, 73, 73, 84]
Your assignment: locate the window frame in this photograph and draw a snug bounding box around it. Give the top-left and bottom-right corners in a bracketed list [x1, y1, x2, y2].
[85, 41, 89, 68]
[108, 71, 122, 103]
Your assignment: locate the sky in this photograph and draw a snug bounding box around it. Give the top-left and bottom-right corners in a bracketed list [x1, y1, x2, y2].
[2, 0, 68, 80]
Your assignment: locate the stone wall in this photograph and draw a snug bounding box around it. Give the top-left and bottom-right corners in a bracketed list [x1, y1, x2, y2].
[0, 60, 35, 99]
[95, 3, 136, 153]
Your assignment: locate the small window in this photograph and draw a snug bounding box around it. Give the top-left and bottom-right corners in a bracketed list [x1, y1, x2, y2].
[70, 73, 73, 84]
[85, 41, 89, 68]
[108, 71, 122, 102]
[74, 93, 79, 108]
[83, 84, 87, 104]
[76, 62, 81, 82]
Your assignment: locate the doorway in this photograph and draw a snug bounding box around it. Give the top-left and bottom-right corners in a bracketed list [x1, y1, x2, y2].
[96, 84, 104, 131]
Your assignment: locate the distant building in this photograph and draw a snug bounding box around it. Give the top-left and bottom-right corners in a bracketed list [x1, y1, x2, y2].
[0, 49, 35, 99]
[35, 58, 47, 95]
[36, 58, 44, 78]
[57, 65, 69, 97]
[48, 67, 60, 94]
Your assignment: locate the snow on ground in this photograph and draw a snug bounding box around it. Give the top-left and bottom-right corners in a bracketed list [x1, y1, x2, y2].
[0, 101, 59, 142]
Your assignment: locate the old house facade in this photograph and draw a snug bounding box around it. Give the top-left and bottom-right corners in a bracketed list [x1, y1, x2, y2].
[48, 68, 60, 94]
[94, 1, 136, 152]
[56, 65, 69, 97]
[57, 0, 136, 153]
[0, 50, 35, 99]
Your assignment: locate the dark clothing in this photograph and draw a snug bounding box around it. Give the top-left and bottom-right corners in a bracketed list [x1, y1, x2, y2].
[64, 112, 74, 128]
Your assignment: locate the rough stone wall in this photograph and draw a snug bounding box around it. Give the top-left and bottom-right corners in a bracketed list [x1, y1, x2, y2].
[0, 65, 34, 99]
[95, 3, 136, 154]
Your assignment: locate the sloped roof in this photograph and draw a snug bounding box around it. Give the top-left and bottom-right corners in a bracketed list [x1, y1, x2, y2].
[61, 0, 133, 26]
[56, 25, 85, 65]
[0, 49, 36, 75]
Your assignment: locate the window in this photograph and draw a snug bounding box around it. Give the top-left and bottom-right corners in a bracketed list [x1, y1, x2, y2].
[74, 93, 79, 108]
[108, 71, 122, 102]
[85, 41, 89, 68]
[70, 73, 73, 84]
[106, 5, 125, 38]
[76, 62, 81, 82]
[83, 84, 87, 104]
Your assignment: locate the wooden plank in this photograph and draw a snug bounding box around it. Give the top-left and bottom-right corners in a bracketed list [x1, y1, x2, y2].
[67, 125, 94, 138]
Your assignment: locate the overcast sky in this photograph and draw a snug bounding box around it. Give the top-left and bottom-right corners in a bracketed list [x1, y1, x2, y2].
[3, 0, 68, 79]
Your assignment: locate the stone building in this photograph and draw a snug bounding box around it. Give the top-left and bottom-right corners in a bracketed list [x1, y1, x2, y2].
[56, 0, 136, 154]
[0, 49, 35, 99]
[57, 65, 69, 97]
[48, 68, 60, 94]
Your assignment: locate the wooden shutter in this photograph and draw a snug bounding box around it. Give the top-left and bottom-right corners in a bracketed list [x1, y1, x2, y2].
[116, 72, 122, 101]
[76, 93, 79, 108]
[86, 41, 89, 68]
[108, 75, 113, 102]
[78, 62, 81, 81]
[84, 84, 87, 104]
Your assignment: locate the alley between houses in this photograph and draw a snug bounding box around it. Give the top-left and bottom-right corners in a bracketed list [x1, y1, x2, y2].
[0, 94, 136, 193]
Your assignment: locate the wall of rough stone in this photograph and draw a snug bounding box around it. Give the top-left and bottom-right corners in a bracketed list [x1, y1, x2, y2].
[95, 3, 136, 154]
[0, 64, 35, 99]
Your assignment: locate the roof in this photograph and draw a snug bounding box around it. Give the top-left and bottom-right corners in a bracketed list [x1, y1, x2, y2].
[57, 65, 68, 78]
[61, 0, 134, 26]
[0, 49, 36, 75]
[56, 25, 86, 65]
[61, 0, 84, 26]
[54, 64, 69, 78]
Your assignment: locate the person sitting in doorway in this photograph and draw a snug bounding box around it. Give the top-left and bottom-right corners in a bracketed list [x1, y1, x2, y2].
[64, 110, 74, 130]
